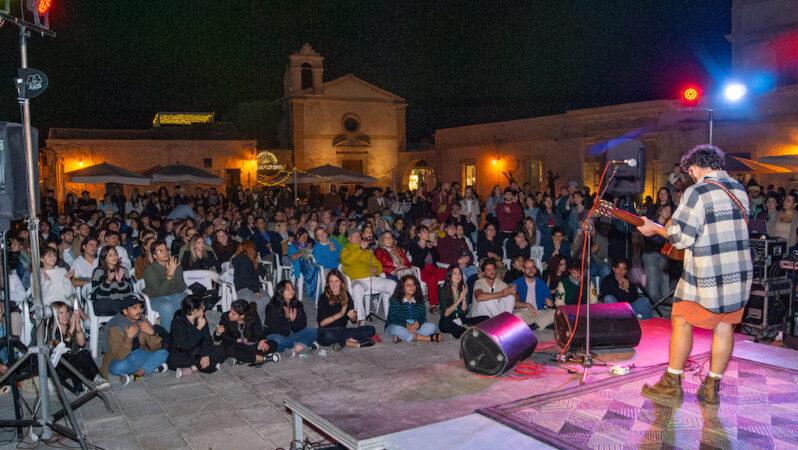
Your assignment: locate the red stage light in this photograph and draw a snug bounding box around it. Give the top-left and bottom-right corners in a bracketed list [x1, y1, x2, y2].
[683, 87, 698, 101]
[37, 0, 52, 14]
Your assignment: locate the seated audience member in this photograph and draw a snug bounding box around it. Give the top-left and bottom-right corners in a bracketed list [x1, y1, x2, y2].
[252, 217, 275, 259]
[316, 270, 377, 351]
[142, 240, 187, 333]
[505, 230, 531, 260]
[102, 231, 132, 271]
[438, 266, 488, 338]
[134, 236, 156, 278]
[340, 229, 396, 324]
[232, 241, 270, 323]
[385, 275, 442, 343]
[211, 230, 237, 267]
[408, 225, 447, 312]
[572, 221, 612, 281]
[41, 247, 75, 305]
[180, 234, 219, 272]
[70, 236, 99, 289]
[264, 280, 318, 356]
[49, 301, 110, 392]
[542, 227, 571, 265]
[522, 217, 541, 247]
[503, 255, 525, 284]
[473, 259, 516, 318]
[543, 254, 568, 291]
[214, 299, 278, 365]
[330, 219, 349, 248]
[91, 246, 134, 316]
[60, 228, 77, 266]
[511, 259, 555, 329]
[437, 217, 477, 278]
[599, 259, 654, 320]
[312, 227, 342, 273]
[554, 259, 597, 306]
[476, 223, 506, 270]
[102, 296, 168, 386]
[374, 232, 413, 281]
[168, 296, 227, 379]
[287, 228, 320, 299]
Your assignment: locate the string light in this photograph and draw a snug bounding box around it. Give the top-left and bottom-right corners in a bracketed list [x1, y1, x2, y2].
[256, 169, 330, 186]
[152, 112, 214, 127]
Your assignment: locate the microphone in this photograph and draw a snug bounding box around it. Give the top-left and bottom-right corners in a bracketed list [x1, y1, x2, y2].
[610, 159, 637, 167]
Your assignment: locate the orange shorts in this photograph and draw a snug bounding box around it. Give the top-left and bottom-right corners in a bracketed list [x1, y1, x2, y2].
[672, 301, 744, 330]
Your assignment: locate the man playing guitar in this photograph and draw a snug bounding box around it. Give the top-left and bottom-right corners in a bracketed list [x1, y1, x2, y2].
[636, 145, 752, 405]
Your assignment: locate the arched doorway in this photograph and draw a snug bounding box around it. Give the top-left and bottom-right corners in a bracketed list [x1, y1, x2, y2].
[408, 160, 434, 191]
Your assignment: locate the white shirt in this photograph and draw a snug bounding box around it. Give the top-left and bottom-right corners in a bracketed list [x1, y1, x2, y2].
[62, 248, 76, 266]
[41, 267, 75, 305]
[70, 255, 98, 280]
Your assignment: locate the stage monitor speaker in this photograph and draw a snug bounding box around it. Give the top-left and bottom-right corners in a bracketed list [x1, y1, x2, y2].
[460, 312, 537, 376]
[0, 122, 39, 220]
[554, 303, 641, 350]
[605, 139, 646, 196]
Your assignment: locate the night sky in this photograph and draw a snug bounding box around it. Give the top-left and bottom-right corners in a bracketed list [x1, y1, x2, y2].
[0, 0, 732, 143]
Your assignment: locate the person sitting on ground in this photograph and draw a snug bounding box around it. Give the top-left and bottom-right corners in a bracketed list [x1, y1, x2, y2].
[213, 299, 278, 366]
[438, 266, 488, 339]
[340, 228, 396, 324]
[511, 259, 556, 330]
[437, 217, 477, 279]
[553, 259, 597, 306]
[49, 301, 110, 392]
[232, 240, 270, 324]
[312, 227, 342, 274]
[180, 234, 220, 272]
[473, 258, 516, 318]
[41, 247, 75, 305]
[316, 269, 377, 351]
[102, 296, 168, 386]
[90, 246, 134, 316]
[374, 232, 413, 281]
[385, 274, 442, 343]
[168, 295, 227, 379]
[141, 240, 187, 333]
[599, 259, 654, 319]
[264, 280, 318, 356]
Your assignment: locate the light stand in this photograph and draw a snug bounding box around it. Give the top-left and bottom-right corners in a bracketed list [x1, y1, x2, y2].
[0, 13, 110, 449]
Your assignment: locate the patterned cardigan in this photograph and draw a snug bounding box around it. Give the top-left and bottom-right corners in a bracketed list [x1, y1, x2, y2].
[666, 171, 753, 313]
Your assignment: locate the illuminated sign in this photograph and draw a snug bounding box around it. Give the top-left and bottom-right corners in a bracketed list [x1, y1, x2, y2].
[257, 151, 284, 175]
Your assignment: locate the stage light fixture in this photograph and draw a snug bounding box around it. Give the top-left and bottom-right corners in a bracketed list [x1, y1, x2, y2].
[724, 83, 747, 102]
[25, 0, 52, 29]
[680, 86, 701, 107]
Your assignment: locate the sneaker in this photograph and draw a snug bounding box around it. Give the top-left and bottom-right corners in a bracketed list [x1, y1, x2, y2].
[310, 341, 320, 351]
[358, 339, 376, 348]
[267, 352, 281, 363]
[92, 374, 111, 391]
[215, 363, 223, 371]
[154, 363, 168, 374]
[175, 367, 193, 379]
[283, 348, 296, 359]
[119, 374, 132, 387]
[330, 343, 343, 352]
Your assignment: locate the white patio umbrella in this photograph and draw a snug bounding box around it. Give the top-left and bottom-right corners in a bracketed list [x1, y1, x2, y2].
[143, 164, 222, 185]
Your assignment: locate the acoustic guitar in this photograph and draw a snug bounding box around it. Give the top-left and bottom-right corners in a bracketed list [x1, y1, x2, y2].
[595, 200, 685, 261]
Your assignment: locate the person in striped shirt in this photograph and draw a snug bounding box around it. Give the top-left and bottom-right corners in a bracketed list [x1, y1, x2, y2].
[385, 275, 442, 344]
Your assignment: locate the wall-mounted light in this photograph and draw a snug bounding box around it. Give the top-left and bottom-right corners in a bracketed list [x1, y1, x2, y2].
[78, 159, 84, 167]
[492, 159, 497, 165]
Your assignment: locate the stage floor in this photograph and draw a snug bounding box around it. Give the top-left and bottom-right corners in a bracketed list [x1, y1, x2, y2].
[1, 316, 796, 449]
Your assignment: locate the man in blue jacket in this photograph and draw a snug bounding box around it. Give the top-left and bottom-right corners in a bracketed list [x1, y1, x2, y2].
[512, 259, 556, 330]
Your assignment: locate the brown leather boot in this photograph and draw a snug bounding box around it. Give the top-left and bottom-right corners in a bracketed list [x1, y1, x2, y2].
[696, 376, 721, 405]
[642, 371, 684, 400]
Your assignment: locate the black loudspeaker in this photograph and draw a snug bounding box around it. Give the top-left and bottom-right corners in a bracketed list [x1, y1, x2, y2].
[0, 122, 39, 220]
[605, 139, 646, 196]
[554, 303, 642, 350]
[460, 312, 537, 376]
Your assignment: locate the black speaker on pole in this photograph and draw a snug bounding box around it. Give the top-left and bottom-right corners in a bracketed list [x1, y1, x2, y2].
[460, 312, 537, 376]
[605, 139, 646, 196]
[0, 122, 39, 220]
[554, 303, 642, 350]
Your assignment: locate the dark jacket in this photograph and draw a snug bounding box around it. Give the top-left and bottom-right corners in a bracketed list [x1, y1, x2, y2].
[317, 292, 354, 329]
[252, 230, 274, 258]
[408, 239, 440, 269]
[180, 249, 220, 272]
[214, 310, 266, 346]
[232, 254, 264, 293]
[264, 299, 308, 336]
[477, 235, 503, 261]
[168, 312, 215, 359]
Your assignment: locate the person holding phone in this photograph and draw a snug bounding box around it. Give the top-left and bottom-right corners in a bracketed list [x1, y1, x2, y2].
[168, 295, 227, 379]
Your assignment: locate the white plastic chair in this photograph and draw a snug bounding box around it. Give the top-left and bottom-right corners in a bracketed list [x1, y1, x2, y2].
[84, 292, 114, 358]
[222, 268, 274, 302]
[133, 279, 160, 325]
[20, 296, 34, 348]
[530, 245, 544, 272]
[183, 270, 234, 312]
[341, 272, 389, 320]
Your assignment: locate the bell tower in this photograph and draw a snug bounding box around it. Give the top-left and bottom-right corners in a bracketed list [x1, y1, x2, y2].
[284, 43, 325, 96]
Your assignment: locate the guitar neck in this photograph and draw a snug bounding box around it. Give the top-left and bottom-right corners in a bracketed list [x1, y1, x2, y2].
[611, 208, 645, 227]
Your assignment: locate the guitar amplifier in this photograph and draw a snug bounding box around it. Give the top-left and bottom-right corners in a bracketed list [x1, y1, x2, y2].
[742, 277, 792, 330]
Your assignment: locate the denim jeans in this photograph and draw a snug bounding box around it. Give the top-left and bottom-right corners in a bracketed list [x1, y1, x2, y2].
[266, 328, 318, 352]
[642, 252, 670, 303]
[603, 295, 654, 320]
[150, 293, 185, 332]
[109, 348, 168, 376]
[385, 322, 437, 343]
[461, 265, 478, 279]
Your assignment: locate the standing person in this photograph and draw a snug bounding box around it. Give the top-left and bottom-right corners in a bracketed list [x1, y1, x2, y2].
[637, 145, 752, 405]
[642, 203, 673, 305]
[141, 241, 187, 333]
[768, 192, 798, 247]
[385, 275, 442, 343]
[460, 186, 481, 242]
[213, 299, 279, 365]
[264, 280, 318, 356]
[485, 185, 503, 221]
[438, 267, 488, 338]
[102, 296, 168, 385]
[431, 183, 455, 222]
[316, 270, 376, 351]
[168, 296, 227, 379]
[496, 188, 523, 240]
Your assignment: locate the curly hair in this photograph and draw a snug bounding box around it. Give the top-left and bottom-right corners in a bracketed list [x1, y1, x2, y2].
[680, 145, 725, 171]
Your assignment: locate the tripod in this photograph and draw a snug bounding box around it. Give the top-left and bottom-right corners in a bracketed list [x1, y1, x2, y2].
[364, 239, 385, 323]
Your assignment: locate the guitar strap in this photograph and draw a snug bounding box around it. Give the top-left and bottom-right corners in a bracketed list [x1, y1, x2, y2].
[704, 180, 749, 225]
